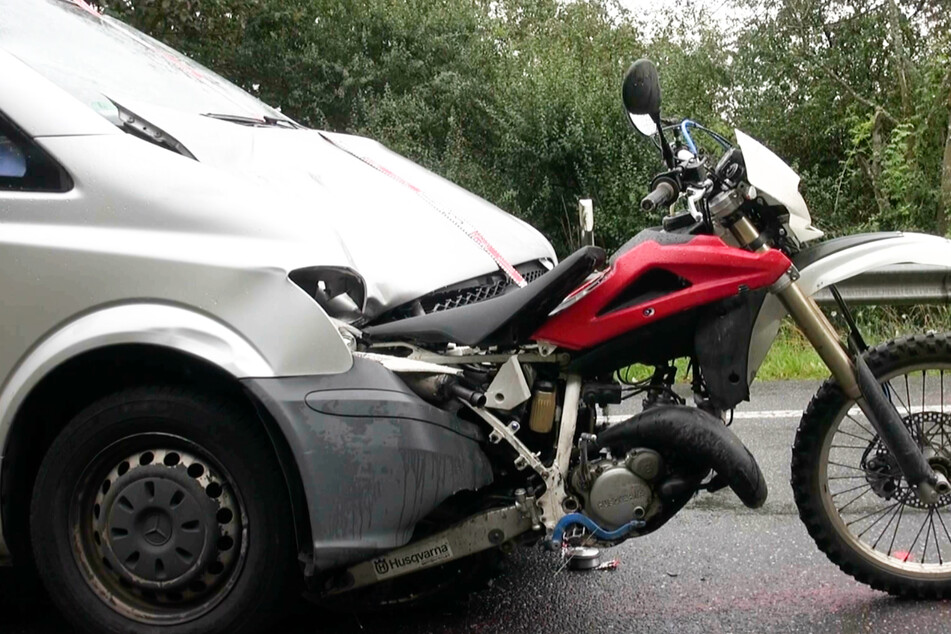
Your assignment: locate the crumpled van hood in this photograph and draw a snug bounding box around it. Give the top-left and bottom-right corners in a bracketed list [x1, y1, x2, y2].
[115, 103, 556, 315]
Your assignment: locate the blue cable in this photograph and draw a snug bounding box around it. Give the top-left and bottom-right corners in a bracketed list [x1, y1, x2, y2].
[679, 119, 699, 155]
[678, 119, 733, 155]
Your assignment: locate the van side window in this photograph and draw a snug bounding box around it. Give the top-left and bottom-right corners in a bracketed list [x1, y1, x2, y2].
[0, 115, 73, 192]
[0, 133, 27, 178]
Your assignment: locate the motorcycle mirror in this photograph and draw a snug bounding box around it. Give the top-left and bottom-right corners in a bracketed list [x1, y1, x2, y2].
[622, 59, 662, 116]
[622, 59, 674, 168]
[627, 113, 658, 137]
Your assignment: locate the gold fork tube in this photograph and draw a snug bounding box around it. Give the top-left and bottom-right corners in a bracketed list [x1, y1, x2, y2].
[726, 215, 861, 399]
[776, 282, 861, 400]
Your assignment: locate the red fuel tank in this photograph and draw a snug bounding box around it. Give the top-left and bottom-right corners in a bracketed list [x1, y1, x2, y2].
[531, 233, 791, 351]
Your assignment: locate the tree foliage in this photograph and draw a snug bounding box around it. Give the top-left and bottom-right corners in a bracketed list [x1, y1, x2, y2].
[100, 0, 951, 254]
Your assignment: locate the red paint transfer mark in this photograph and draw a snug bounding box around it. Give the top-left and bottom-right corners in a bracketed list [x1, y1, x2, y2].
[158, 50, 206, 80]
[67, 0, 101, 16]
[318, 133, 527, 287]
[469, 231, 526, 285]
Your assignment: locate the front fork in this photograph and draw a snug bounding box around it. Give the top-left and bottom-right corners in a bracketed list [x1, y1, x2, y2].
[729, 216, 951, 503]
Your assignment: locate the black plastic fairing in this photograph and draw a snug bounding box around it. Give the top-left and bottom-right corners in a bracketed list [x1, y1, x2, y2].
[694, 288, 768, 410]
[597, 268, 692, 316]
[568, 308, 700, 375]
[610, 228, 696, 264]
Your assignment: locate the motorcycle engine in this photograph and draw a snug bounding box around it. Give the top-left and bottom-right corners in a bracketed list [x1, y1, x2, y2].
[570, 449, 664, 530]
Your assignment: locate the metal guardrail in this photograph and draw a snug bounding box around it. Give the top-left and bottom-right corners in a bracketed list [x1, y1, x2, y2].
[813, 265, 951, 306]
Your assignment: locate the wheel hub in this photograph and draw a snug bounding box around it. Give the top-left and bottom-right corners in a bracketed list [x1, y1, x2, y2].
[86, 447, 243, 608]
[99, 466, 216, 589]
[140, 509, 173, 547]
[864, 412, 951, 509]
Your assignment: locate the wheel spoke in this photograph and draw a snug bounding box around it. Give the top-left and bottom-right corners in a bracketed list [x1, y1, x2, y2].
[906, 374, 913, 416]
[844, 414, 877, 440]
[887, 504, 905, 556]
[836, 429, 876, 444]
[886, 379, 912, 418]
[930, 512, 943, 565]
[904, 508, 931, 562]
[837, 487, 871, 513]
[852, 501, 900, 532]
[871, 503, 903, 548]
[935, 508, 951, 549]
[828, 461, 868, 473]
[832, 483, 871, 499]
[922, 508, 934, 564]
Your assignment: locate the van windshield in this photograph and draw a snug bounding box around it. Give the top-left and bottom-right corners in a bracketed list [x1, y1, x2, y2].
[0, 0, 292, 126]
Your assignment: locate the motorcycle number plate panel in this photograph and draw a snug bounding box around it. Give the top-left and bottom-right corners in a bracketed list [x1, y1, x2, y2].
[531, 232, 790, 350]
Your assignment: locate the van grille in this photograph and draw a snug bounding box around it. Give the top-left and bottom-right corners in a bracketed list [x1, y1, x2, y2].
[379, 261, 549, 323]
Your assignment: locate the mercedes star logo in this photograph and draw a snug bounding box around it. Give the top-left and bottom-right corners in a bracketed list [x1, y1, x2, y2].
[143, 513, 172, 546]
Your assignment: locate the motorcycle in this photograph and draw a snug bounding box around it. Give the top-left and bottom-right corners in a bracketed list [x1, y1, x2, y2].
[319, 59, 951, 601]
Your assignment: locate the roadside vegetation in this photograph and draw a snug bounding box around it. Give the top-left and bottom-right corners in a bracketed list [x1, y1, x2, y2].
[622, 305, 951, 381]
[760, 305, 951, 380]
[96, 0, 951, 377]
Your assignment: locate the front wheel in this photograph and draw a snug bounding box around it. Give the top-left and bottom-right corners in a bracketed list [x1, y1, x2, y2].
[793, 333, 951, 597]
[30, 386, 296, 633]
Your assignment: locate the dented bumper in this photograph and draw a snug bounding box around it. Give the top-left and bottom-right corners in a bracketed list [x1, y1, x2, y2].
[243, 358, 493, 572]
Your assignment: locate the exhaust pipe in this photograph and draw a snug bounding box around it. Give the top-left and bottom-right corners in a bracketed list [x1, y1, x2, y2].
[593, 406, 768, 509]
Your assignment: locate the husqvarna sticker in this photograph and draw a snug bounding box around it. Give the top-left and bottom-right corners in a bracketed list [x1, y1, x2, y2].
[318, 132, 527, 288]
[372, 539, 455, 580]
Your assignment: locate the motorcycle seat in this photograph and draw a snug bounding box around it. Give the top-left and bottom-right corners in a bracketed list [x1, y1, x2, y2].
[363, 245, 606, 347]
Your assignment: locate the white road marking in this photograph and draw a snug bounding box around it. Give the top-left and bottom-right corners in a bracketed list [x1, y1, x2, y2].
[600, 411, 801, 424]
[600, 404, 950, 424]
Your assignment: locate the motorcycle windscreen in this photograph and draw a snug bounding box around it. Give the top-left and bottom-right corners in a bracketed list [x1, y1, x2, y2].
[735, 129, 823, 244]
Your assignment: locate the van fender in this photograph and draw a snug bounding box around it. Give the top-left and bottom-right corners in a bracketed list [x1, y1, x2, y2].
[0, 303, 278, 443]
[0, 302, 291, 561]
[748, 232, 951, 381]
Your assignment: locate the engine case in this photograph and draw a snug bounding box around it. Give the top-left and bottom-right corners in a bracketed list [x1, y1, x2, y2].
[572, 448, 664, 530]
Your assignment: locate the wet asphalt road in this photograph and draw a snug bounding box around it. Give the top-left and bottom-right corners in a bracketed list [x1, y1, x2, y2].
[6, 380, 951, 633]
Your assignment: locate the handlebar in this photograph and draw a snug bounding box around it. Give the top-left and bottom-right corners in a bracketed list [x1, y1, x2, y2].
[640, 179, 679, 212]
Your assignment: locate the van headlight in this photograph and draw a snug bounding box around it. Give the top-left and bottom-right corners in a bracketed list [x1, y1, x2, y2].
[289, 266, 367, 322]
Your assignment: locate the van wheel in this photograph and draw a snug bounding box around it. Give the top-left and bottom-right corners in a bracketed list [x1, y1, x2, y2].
[30, 386, 295, 634]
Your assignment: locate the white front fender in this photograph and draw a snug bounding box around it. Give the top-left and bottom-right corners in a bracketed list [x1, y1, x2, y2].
[749, 232, 951, 382]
